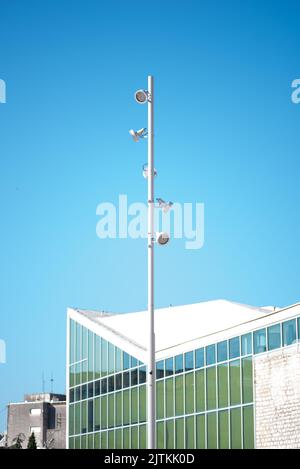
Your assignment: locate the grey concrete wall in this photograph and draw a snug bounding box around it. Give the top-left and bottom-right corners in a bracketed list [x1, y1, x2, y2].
[254, 345, 300, 448]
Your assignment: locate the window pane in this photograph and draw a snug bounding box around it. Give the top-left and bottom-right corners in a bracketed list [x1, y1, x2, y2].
[94, 380, 100, 397]
[115, 429, 122, 449]
[175, 376, 184, 416]
[74, 436, 80, 449]
[156, 360, 165, 379]
[229, 337, 240, 359]
[196, 414, 206, 449]
[88, 331, 93, 381]
[101, 431, 107, 449]
[101, 396, 107, 429]
[70, 320, 75, 364]
[131, 369, 138, 386]
[165, 357, 174, 376]
[139, 386, 146, 422]
[95, 336, 101, 379]
[94, 432, 100, 449]
[75, 403, 80, 435]
[108, 394, 114, 428]
[81, 326, 87, 360]
[108, 343, 115, 375]
[268, 324, 281, 351]
[218, 410, 229, 449]
[108, 430, 114, 449]
[116, 392, 122, 427]
[139, 425, 146, 449]
[131, 426, 138, 449]
[253, 328, 266, 354]
[166, 377, 174, 418]
[282, 319, 296, 346]
[123, 371, 130, 388]
[241, 333, 252, 356]
[206, 345, 215, 365]
[157, 421, 165, 449]
[123, 352, 129, 370]
[88, 399, 93, 432]
[298, 317, 300, 341]
[195, 348, 204, 368]
[175, 418, 184, 449]
[81, 401, 87, 434]
[123, 427, 130, 449]
[131, 356, 138, 368]
[94, 397, 100, 431]
[206, 366, 216, 410]
[243, 405, 254, 449]
[115, 373, 122, 391]
[131, 387, 138, 424]
[217, 341, 228, 362]
[88, 433, 94, 449]
[217, 363, 228, 408]
[242, 357, 253, 404]
[115, 348, 122, 373]
[230, 360, 241, 406]
[230, 407, 242, 449]
[139, 366, 146, 384]
[156, 380, 164, 420]
[207, 412, 217, 449]
[195, 369, 205, 412]
[101, 339, 108, 376]
[185, 372, 194, 414]
[184, 351, 194, 371]
[123, 390, 130, 425]
[101, 378, 107, 394]
[185, 416, 195, 449]
[166, 419, 174, 449]
[175, 355, 183, 374]
[75, 322, 81, 362]
[81, 435, 87, 449]
[69, 404, 74, 435]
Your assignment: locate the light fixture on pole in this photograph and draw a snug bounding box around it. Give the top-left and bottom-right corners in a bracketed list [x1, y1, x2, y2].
[130, 76, 171, 449]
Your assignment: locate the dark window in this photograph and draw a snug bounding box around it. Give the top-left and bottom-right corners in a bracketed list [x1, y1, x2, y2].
[184, 351, 194, 371]
[88, 382, 94, 398]
[101, 378, 107, 395]
[195, 348, 204, 368]
[70, 388, 75, 403]
[139, 366, 146, 384]
[156, 361, 165, 379]
[217, 341, 228, 362]
[81, 384, 87, 400]
[229, 337, 240, 359]
[75, 386, 81, 402]
[165, 358, 174, 376]
[206, 345, 216, 365]
[123, 371, 130, 388]
[131, 368, 138, 386]
[131, 357, 138, 368]
[108, 375, 115, 393]
[88, 400, 93, 432]
[175, 355, 183, 374]
[94, 380, 101, 396]
[115, 373, 122, 390]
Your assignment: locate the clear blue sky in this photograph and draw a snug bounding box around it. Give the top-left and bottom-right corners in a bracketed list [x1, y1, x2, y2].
[1, 0, 300, 430]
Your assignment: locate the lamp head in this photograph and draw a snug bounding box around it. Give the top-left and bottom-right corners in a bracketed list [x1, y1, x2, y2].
[134, 89, 148, 104]
[156, 232, 170, 246]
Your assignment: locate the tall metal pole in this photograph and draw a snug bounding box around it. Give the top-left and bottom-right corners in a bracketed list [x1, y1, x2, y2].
[147, 75, 156, 449]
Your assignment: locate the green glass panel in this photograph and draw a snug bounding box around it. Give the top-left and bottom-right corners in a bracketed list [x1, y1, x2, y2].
[81, 435, 87, 449]
[101, 339, 108, 376]
[88, 434, 94, 449]
[175, 418, 184, 449]
[75, 362, 81, 386]
[88, 399, 93, 432]
[101, 431, 108, 449]
[108, 430, 114, 449]
[82, 360, 88, 384]
[207, 412, 217, 449]
[88, 331, 94, 381]
[94, 397, 101, 431]
[243, 405, 254, 449]
[75, 322, 81, 362]
[123, 389, 130, 425]
[69, 437, 74, 449]
[139, 425, 146, 449]
[131, 387, 138, 424]
[218, 410, 229, 449]
[206, 366, 216, 410]
[75, 403, 80, 435]
[70, 319, 75, 364]
[81, 400, 87, 434]
[175, 376, 184, 416]
[242, 357, 253, 404]
[185, 416, 195, 449]
[69, 404, 74, 436]
[108, 343, 115, 375]
[156, 380, 164, 419]
[139, 385, 146, 422]
[94, 432, 100, 449]
[218, 363, 228, 408]
[74, 437, 80, 449]
[70, 365, 75, 388]
[230, 360, 241, 406]
[166, 377, 174, 417]
[101, 396, 107, 429]
[123, 427, 130, 449]
[230, 407, 242, 449]
[131, 426, 138, 449]
[116, 391, 122, 427]
[195, 369, 205, 412]
[185, 372, 194, 414]
[115, 429, 122, 449]
[108, 394, 114, 428]
[196, 414, 205, 449]
[81, 326, 87, 360]
[95, 336, 101, 379]
[166, 419, 174, 449]
[157, 421, 165, 449]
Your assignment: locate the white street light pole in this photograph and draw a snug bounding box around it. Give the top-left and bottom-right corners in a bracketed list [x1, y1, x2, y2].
[147, 75, 156, 449]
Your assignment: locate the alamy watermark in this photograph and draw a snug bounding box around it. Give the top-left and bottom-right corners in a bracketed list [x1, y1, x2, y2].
[291, 79, 300, 104]
[0, 79, 6, 103]
[96, 195, 204, 250]
[0, 339, 6, 364]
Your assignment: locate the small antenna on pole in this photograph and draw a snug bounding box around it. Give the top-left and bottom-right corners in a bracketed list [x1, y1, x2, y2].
[50, 372, 54, 394]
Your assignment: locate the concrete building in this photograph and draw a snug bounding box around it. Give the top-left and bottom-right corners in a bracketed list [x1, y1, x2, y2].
[67, 299, 300, 449]
[7, 393, 66, 449]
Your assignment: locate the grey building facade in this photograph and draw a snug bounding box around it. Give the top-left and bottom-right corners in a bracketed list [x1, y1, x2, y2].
[7, 393, 66, 449]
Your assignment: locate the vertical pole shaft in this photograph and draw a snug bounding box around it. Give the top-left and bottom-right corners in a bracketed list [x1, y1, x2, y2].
[147, 75, 156, 449]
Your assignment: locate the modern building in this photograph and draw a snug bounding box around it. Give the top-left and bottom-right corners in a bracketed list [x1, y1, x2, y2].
[67, 299, 300, 449]
[7, 393, 66, 449]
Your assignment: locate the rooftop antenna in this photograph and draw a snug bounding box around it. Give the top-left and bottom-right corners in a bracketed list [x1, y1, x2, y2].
[50, 372, 54, 394]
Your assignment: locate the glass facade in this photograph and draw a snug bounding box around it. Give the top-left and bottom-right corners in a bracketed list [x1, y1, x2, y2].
[68, 312, 300, 449]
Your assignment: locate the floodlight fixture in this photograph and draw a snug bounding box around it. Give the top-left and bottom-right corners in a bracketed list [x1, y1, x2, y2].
[129, 128, 148, 142]
[156, 198, 174, 213]
[134, 89, 148, 104]
[156, 232, 170, 246]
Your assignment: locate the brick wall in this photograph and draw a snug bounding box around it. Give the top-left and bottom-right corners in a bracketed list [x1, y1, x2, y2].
[254, 345, 300, 448]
